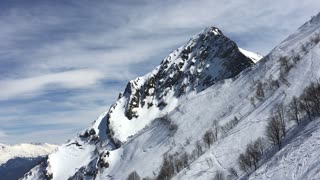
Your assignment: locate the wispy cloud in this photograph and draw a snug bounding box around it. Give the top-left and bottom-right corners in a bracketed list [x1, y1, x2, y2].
[0, 69, 104, 100]
[0, 0, 319, 144]
[0, 131, 8, 139]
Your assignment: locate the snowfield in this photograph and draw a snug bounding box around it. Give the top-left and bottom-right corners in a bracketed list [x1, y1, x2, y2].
[20, 12, 320, 180]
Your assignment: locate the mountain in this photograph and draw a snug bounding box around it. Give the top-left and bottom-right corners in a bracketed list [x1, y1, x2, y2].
[0, 143, 57, 180]
[0, 143, 57, 165]
[21, 12, 320, 180]
[0, 157, 46, 180]
[108, 27, 256, 145]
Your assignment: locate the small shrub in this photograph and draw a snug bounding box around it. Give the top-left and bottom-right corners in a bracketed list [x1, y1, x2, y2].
[292, 54, 301, 64]
[169, 123, 178, 132]
[221, 116, 240, 134]
[311, 33, 320, 44]
[255, 81, 265, 100]
[301, 44, 307, 54]
[203, 129, 214, 148]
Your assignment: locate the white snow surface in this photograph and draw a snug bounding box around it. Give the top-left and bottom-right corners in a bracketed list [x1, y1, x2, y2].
[48, 142, 96, 179]
[249, 120, 320, 180]
[22, 12, 320, 180]
[0, 143, 57, 165]
[239, 48, 263, 63]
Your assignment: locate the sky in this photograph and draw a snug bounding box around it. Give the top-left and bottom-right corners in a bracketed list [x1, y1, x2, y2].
[0, 0, 319, 144]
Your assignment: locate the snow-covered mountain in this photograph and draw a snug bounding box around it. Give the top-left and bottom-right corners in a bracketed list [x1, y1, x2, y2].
[0, 143, 57, 165]
[21, 12, 320, 180]
[0, 143, 57, 180]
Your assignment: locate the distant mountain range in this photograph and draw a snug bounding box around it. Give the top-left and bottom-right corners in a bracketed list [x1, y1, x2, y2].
[0, 143, 57, 179]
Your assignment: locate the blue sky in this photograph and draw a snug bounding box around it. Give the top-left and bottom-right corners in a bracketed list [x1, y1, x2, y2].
[0, 0, 319, 144]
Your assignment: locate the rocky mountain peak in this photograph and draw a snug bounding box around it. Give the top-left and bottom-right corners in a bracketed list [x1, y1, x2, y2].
[121, 26, 255, 120]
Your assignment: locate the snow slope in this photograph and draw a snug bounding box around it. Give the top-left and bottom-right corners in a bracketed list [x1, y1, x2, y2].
[172, 12, 320, 180]
[249, 120, 320, 180]
[22, 12, 320, 180]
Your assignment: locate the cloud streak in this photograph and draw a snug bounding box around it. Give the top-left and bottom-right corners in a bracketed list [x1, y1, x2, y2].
[0, 69, 105, 100]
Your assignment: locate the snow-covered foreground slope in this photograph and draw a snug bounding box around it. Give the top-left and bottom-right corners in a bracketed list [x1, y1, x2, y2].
[22, 12, 320, 180]
[249, 119, 320, 180]
[172, 13, 320, 180]
[0, 143, 57, 165]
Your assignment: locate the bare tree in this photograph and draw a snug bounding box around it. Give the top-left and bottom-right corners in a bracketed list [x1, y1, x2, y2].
[301, 44, 307, 54]
[205, 157, 214, 168]
[213, 171, 225, 180]
[256, 81, 265, 100]
[250, 97, 256, 107]
[279, 56, 291, 75]
[182, 152, 190, 169]
[203, 129, 214, 148]
[238, 137, 267, 173]
[127, 171, 141, 180]
[305, 82, 320, 115]
[299, 95, 314, 121]
[157, 154, 175, 180]
[246, 139, 265, 170]
[287, 96, 301, 125]
[238, 153, 251, 173]
[142, 177, 152, 180]
[254, 137, 267, 156]
[227, 167, 238, 179]
[265, 115, 283, 150]
[212, 120, 220, 141]
[195, 140, 203, 157]
[274, 103, 287, 137]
